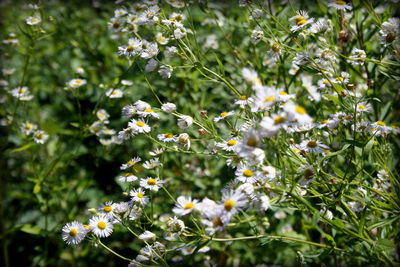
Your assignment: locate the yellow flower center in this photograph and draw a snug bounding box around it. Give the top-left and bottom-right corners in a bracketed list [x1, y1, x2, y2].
[103, 206, 112, 213]
[224, 199, 236, 211]
[137, 193, 144, 198]
[147, 178, 157, 185]
[97, 221, 107, 230]
[377, 121, 386, 126]
[227, 139, 237, 146]
[239, 95, 248, 100]
[336, 0, 346, 4]
[323, 79, 329, 84]
[247, 138, 257, 147]
[295, 16, 305, 24]
[126, 46, 134, 52]
[344, 115, 352, 120]
[386, 32, 396, 43]
[295, 106, 306, 115]
[127, 160, 135, 165]
[212, 217, 223, 227]
[264, 96, 276, 102]
[164, 133, 173, 138]
[83, 225, 91, 230]
[297, 19, 307, 25]
[279, 91, 288, 96]
[220, 112, 229, 117]
[136, 121, 145, 127]
[124, 173, 132, 177]
[274, 115, 286, 124]
[243, 169, 253, 177]
[111, 90, 118, 95]
[358, 105, 366, 110]
[184, 202, 194, 209]
[144, 109, 153, 113]
[18, 89, 26, 94]
[322, 119, 329, 124]
[69, 228, 78, 237]
[112, 21, 121, 28]
[336, 77, 344, 81]
[272, 43, 280, 52]
[36, 133, 43, 139]
[307, 141, 318, 148]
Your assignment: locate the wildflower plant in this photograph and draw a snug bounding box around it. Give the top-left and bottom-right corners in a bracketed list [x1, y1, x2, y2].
[1, 0, 399, 266]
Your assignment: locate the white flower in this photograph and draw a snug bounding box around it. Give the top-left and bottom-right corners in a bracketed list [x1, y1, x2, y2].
[120, 157, 141, 170]
[234, 95, 253, 108]
[220, 190, 248, 223]
[217, 138, 239, 152]
[235, 165, 260, 184]
[106, 88, 123, 98]
[98, 201, 117, 220]
[328, 1, 352, 11]
[165, 0, 185, 8]
[11, 87, 33, 101]
[26, 16, 41, 25]
[96, 109, 110, 123]
[158, 133, 178, 142]
[118, 172, 138, 183]
[139, 231, 156, 241]
[118, 38, 142, 57]
[145, 58, 158, 72]
[158, 65, 173, 79]
[164, 46, 177, 57]
[320, 208, 333, 220]
[174, 27, 187, 39]
[21, 122, 37, 135]
[290, 10, 314, 32]
[33, 130, 49, 144]
[283, 104, 313, 124]
[177, 115, 193, 129]
[309, 18, 331, 34]
[121, 80, 133, 86]
[242, 68, 262, 87]
[379, 18, 399, 46]
[68, 79, 86, 88]
[143, 158, 162, 169]
[130, 188, 150, 205]
[137, 108, 159, 119]
[274, 211, 287, 219]
[251, 29, 264, 44]
[62, 221, 88, 245]
[140, 41, 159, 59]
[140, 177, 165, 192]
[128, 119, 151, 134]
[299, 139, 328, 153]
[214, 111, 235, 122]
[172, 196, 199, 216]
[89, 215, 114, 238]
[134, 100, 151, 112]
[161, 103, 176, 113]
[347, 48, 366, 65]
[156, 32, 169, 45]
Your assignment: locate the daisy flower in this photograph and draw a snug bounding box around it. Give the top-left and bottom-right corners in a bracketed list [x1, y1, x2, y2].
[167, 216, 186, 234]
[33, 130, 49, 144]
[284, 104, 313, 124]
[379, 18, 399, 46]
[235, 165, 260, 184]
[290, 10, 314, 32]
[89, 215, 114, 238]
[220, 190, 248, 222]
[347, 48, 366, 65]
[130, 188, 149, 205]
[352, 121, 369, 133]
[177, 115, 193, 129]
[26, 16, 41, 25]
[234, 95, 253, 108]
[356, 102, 372, 113]
[68, 79, 86, 88]
[98, 201, 117, 219]
[139, 231, 156, 241]
[142, 158, 162, 169]
[140, 177, 165, 192]
[21, 122, 37, 135]
[173, 196, 199, 216]
[260, 113, 289, 137]
[62, 221, 88, 245]
[96, 109, 110, 123]
[242, 68, 262, 87]
[213, 111, 235, 122]
[333, 72, 350, 84]
[158, 64, 173, 79]
[140, 41, 159, 59]
[137, 108, 159, 119]
[106, 88, 123, 98]
[11, 87, 33, 101]
[158, 133, 178, 142]
[370, 121, 392, 136]
[161, 103, 176, 113]
[128, 119, 151, 134]
[328, 1, 352, 11]
[120, 157, 141, 170]
[118, 172, 138, 182]
[165, 0, 185, 8]
[118, 38, 142, 57]
[216, 138, 239, 152]
[299, 139, 329, 153]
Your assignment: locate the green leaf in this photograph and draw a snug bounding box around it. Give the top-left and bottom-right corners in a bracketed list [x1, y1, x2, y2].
[8, 143, 34, 153]
[20, 224, 42, 235]
[215, 54, 225, 75]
